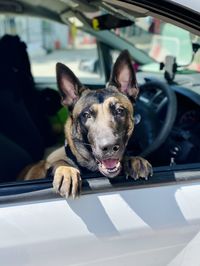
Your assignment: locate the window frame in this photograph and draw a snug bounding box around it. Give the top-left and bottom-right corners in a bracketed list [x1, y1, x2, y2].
[1, 163, 200, 199]
[0, 4, 200, 200]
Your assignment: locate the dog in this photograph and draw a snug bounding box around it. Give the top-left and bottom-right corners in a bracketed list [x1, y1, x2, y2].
[22, 50, 152, 198]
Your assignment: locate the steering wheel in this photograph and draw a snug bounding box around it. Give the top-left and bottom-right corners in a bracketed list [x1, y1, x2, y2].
[131, 80, 177, 157]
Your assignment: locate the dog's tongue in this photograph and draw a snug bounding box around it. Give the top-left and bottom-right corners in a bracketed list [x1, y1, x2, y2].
[102, 159, 118, 169]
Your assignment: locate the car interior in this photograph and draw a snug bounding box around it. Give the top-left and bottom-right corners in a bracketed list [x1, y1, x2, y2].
[0, 0, 200, 190]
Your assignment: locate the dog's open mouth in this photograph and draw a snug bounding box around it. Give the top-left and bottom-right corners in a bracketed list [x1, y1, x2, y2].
[96, 159, 121, 178]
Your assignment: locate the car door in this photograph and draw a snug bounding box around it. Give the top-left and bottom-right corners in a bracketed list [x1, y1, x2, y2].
[1, 1, 200, 266]
[1, 166, 200, 266]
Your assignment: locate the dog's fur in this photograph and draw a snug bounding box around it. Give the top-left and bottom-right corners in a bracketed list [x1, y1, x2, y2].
[22, 50, 152, 198]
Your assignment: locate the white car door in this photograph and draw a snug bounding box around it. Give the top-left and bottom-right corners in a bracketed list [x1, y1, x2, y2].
[1, 171, 200, 266]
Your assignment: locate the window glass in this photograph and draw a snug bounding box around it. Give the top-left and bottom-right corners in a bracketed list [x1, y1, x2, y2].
[113, 16, 200, 73]
[0, 12, 200, 189]
[0, 15, 103, 83]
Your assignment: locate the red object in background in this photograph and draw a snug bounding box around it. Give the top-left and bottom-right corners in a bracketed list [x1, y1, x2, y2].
[81, 36, 96, 45]
[54, 40, 61, 49]
[190, 63, 200, 71]
[133, 62, 139, 72]
[148, 18, 161, 34]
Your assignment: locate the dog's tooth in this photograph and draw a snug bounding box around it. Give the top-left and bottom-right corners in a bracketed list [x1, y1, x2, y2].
[116, 162, 120, 168]
[108, 168, 117, 173]
[101, 164, 106, 169]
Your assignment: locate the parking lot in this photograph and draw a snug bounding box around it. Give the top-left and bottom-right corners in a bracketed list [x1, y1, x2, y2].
[30, 46, 99, 79]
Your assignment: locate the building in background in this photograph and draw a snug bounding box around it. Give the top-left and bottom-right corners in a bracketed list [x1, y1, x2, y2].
[0, 15, 69, 57]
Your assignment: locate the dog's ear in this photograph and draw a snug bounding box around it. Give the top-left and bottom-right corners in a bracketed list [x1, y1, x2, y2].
[108, 50, 139, 102]
[56, 62, 85, 108]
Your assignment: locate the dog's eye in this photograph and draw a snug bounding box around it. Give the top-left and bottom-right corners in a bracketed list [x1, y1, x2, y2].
[82, 111, 91, 119]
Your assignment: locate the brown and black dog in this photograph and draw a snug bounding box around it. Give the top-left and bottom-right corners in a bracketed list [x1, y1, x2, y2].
[22, 50, 152, 198]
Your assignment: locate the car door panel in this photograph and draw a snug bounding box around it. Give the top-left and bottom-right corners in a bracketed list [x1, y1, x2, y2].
[1, 179, 200, 266]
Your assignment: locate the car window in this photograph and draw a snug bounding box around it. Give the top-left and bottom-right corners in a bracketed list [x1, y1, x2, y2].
[0, 15, 104, 84]
[0, 10, 200, 196]
[113, 16, 200, 73]
[0, 14, 104, 187]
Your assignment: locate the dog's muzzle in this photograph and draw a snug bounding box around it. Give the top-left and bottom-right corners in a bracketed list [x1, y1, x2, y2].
[96, 158, 122, 178]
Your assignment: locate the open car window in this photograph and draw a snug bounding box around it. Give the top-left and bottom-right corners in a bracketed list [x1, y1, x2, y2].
[113, 16, 200, 74]
[0, 15, 104, 85]
[0, 9, 199, 196]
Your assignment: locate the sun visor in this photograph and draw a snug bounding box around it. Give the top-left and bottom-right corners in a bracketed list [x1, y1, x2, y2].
[0, 1, 23, 13]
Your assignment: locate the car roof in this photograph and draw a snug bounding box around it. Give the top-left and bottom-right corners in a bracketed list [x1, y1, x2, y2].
[0, 0, 199, 36]
[170, 0, 200, 14]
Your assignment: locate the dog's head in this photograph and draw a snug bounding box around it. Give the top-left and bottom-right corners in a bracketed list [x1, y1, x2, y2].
[56, 50, 139, 178]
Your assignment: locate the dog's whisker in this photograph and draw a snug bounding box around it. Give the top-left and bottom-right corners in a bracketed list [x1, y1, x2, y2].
[73, 139, 92, 147]
[118, 130, 126, 137]
[81, 143, 92, 147]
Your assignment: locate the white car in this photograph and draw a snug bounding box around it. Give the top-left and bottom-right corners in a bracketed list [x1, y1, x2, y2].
[0, 0, 200, 265]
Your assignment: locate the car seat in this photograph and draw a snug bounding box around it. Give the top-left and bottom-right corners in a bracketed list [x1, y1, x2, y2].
[0, 35, 50, 181]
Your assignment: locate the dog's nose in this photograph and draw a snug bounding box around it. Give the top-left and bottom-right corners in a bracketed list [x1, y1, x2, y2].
[100, 143, 120, 154]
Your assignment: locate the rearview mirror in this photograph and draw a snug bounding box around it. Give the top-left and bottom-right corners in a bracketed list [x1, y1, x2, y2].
[91, 14, 133, 31]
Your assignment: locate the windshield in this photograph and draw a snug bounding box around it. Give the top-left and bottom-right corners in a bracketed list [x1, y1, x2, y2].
[114, 16, 200, 73]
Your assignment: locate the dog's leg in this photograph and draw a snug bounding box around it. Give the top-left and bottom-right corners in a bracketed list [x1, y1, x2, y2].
[18, 160, 49, 180]
[51, 160, 81, 198]
[124, 156, 153, 180]
[20, 146, 81, 198]
[46, 147, 82, 198]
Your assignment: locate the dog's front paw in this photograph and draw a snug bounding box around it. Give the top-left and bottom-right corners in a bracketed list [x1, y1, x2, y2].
[53, 166, 81, 198]
[124, 156, 153, 180]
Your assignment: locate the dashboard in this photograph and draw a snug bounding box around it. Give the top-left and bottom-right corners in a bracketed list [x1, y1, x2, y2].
[166, 90, 200, 165]
[129, 77, 200, 167]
